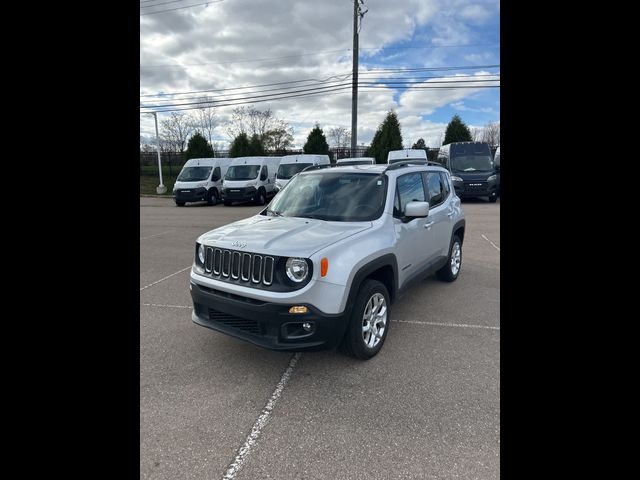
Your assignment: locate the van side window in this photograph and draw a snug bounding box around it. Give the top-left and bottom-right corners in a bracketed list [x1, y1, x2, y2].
[211, 167, 221, 182]
[424, 172, 444, 207]
[260, 166, 268, 181]
[439, 172, 450, 197]
[394, 173, 426, 218]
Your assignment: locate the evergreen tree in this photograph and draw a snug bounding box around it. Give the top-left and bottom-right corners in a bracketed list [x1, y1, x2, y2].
[229, 133, 252, 157]
[249, 134, 266, 155]
[185, 131, 214, 160]
[303, 123, 329, 154]
[443, 115, 473, 145]
[366, 110, 403, 164]
[412, 138, 427, 150]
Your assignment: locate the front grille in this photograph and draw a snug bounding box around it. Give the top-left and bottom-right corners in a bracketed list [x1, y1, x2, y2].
[463, 182, 488, 192]
[208, 308, 262, 334]
[204, 247, 276, 287]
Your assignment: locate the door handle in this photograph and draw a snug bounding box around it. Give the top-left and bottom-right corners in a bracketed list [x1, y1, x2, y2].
[424, 221, 434, 229]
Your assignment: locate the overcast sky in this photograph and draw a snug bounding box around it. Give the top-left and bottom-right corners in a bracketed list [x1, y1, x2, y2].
[140, 0, 500, 149]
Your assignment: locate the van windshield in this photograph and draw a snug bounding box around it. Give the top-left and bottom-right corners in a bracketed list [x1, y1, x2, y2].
[451, 155, 493, 173]
[277, 163, 312, 179]
[177, 166, 212, 182]
[225, 165, 260, 180]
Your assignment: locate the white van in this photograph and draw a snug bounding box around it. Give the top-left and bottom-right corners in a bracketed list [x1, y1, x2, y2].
[336, 157, 376, 166]
[173, 157, 233, 206]
[222, 156, 282, 205]
[274, 154, 330, 192]
[387, 149, 428, 164]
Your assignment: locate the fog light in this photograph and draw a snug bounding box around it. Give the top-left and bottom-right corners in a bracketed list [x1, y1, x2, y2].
[289, 306, 308, 314]
[302, 322, 312, 331]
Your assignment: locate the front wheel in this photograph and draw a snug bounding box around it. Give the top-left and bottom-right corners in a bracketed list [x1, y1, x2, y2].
[488, 195, 497, 203]
[255, 189, 267, 206]
[341, 279, 390, 359]
[436, 235, 462, 282]
[206, 189, 218, 206]
[175, 201, 185, 207]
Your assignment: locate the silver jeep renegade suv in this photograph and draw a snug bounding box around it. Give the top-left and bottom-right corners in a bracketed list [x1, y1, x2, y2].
[190, 161, 466, 359]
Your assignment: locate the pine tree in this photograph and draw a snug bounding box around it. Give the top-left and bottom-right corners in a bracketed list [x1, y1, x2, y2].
[303, 123, 329, 154]
[443, 115, 473, 145]
[185, 131, 214, 160]
[229, 133, 252, 157]
[249, 134, 266, 155]
[366, 110, 403, 164]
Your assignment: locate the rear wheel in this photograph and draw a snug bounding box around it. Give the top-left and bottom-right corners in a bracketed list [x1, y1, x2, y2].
[175, 201, 185, 207]
[488, 194, 497, 203]
[436, 235, 462, 282]
[341, 279, 390, 359]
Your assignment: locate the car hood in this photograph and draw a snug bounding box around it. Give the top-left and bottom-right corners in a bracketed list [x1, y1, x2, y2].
[198, 215, 372, 257]
[174, 180, 208, 189]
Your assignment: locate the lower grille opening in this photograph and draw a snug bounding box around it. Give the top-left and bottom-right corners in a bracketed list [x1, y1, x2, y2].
[208, 308, 262, 334]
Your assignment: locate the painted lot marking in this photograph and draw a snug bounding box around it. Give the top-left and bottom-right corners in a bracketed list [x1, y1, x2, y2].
[222, 352, 302, 480]
[140, 266, 191, 291]
[141, 303, 192, 309]
[394, 319, 500, 331]
[140, 230, 173, 240]
[481, 234, 500, 251]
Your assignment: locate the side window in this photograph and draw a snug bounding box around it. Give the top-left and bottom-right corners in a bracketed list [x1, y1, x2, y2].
[425, 172, 444, 207]
[394, 173, 426, 218]
[211, 167, 221, 182]
[260, 165, 268, 181]
[439, 172, 450, 197]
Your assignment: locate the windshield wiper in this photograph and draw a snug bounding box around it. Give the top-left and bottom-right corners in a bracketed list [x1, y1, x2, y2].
[265, 207, 283, 217]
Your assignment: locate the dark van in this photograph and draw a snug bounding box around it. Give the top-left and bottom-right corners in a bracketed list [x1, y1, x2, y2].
[437, 141, 498, 202]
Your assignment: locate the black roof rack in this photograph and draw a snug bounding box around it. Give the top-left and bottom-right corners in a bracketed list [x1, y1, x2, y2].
[383, 160, 442, 173]
[300, 164, 336, 173]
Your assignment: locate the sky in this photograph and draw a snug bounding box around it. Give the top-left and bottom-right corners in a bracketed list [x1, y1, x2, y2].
[140, 0, 500, 149]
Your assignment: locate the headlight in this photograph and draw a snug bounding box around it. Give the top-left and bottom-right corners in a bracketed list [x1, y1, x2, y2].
[451, 175, 463, 182]
[487, 175, 497, 182]
[285, 257, 309, 283]
[198, 244, 205, 264]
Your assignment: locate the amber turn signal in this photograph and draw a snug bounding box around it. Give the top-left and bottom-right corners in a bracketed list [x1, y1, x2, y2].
[321, 257, 328, 277]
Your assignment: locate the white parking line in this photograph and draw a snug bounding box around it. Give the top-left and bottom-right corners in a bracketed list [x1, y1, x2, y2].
[222, 352, 302, 480]
[481, 234, 500, 251]
[140, 230, 173, 240]
[141, 303, 192, 309]
[140, 266, 191, 291]
[394, 319, 500, 330]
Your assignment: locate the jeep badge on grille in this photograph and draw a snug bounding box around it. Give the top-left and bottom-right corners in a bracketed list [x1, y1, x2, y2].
[232, 240, 247, 248]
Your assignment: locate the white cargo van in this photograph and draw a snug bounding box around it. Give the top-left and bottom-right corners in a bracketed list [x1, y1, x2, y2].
[387, 149, 428, 164]
[336, 157, 375, 165]
[222, 156, 282, 205]
[274, 154, 330, 192]
[173, 157, 233, 206]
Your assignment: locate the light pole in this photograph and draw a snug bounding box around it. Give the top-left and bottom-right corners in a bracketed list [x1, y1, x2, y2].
[149, 112, 166, 194]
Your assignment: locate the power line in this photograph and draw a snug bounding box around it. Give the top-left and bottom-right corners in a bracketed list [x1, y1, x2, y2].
[360, 64, 500, 72]
[140, 0, 224, 16]
[140, 0, 189, 9]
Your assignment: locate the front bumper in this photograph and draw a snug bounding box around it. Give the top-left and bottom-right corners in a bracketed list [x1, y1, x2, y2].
[222, 187, 257, 202]
[453, 182, 498, 198]
[190, 281, 349, 351]
[174, 188, 207, 202]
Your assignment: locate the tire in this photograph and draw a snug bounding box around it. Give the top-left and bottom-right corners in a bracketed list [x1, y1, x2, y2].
[206, 189, 218, 206]
[255, 189, 267, 206]
[175, 201, 185, 207]
[341, 279, 390, 360]
[223, 200, 232, 206]
[488, 195, 497, 203]
[436, 234, 462, 282]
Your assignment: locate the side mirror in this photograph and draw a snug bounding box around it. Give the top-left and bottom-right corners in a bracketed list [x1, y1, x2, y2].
[405, 201, 429, 218]
[494, 165, 500, 173]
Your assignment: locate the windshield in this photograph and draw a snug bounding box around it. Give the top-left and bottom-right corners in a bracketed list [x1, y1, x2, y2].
[177, 166, 212, 182]
[225, 165, 260, 180]
[267, 172, 387, 222]
[277, 163, 312, 179]
[451, 155, 494, 173]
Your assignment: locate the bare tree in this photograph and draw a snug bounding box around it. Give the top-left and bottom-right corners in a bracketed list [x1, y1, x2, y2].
[193, 98, 217, 147]
[160, 112, 195, 153]
[264, 120, 294, 151]
[226, 106, 276, 140]
[471, 127, 483, 142]
[482, 122, 500, 148]
[327, 126, 351, 147]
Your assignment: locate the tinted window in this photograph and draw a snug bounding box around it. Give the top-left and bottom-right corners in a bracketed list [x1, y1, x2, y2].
[425, 172, 444, 206]
[225, 165, 260, 180]
[212, 166, 221, 181]
[177, 166, 212, 182]
[439, 172, 450, 197]
[395, 173, 426, 216]
[260, 165, 268, 180]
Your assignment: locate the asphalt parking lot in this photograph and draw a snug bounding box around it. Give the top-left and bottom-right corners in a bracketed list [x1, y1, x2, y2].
[140, 196, 500, 479]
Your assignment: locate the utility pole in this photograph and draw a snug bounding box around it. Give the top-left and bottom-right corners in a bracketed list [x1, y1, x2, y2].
[351, 1, 361, 154]
[151, 112, 166, 194]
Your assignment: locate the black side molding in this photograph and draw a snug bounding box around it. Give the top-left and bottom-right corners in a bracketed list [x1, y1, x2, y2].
[343, 254, 399, 317]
